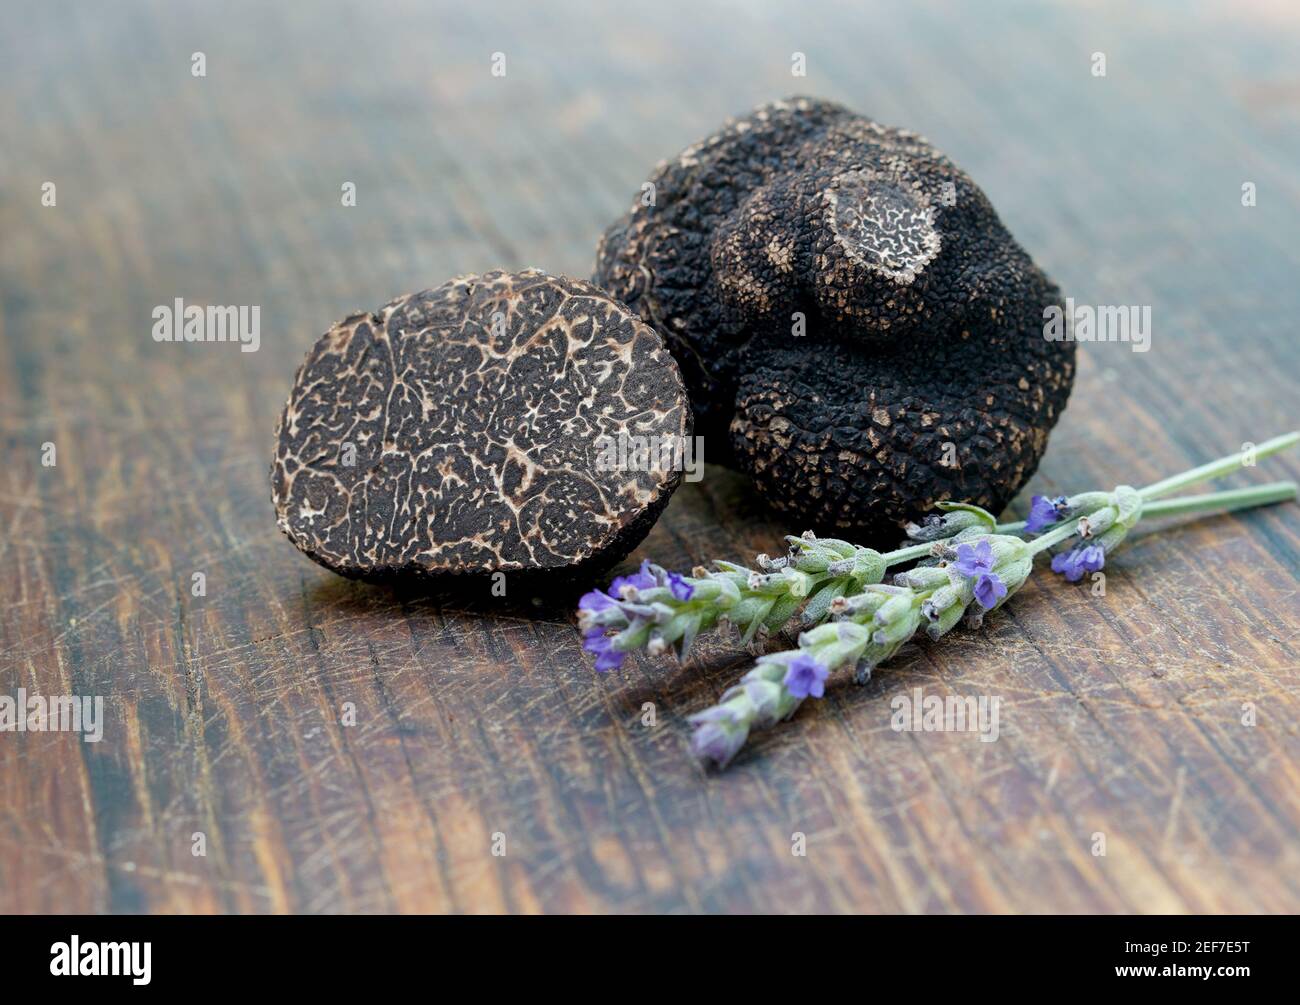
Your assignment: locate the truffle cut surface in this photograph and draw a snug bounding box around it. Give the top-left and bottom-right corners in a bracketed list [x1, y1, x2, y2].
[272, 270, 690, 580]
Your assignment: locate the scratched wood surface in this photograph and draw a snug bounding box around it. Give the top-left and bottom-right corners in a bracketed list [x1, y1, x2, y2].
[2, 0, 1298, 914]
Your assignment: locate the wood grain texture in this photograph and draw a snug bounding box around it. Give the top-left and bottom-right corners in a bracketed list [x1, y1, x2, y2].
[1, 0, 1297, 914]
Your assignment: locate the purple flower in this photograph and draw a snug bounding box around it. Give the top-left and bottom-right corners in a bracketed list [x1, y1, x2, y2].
[582, 629, 627, 672]
[578, 589, 615, 615]
[1025, 494, 1070, 533]
[1049, 544, 1106, 582]
[666, 571, 694, 601]
[973, 572, 1007, 610]
[688, 706, 747, 768]
[953, 539, 1010, 607]
[610, 560, 656, 598]
[783, 652, 829, 699]
[953, 539, 994, 578]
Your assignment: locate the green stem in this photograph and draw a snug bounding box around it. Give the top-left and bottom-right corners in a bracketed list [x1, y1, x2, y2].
[997, 481, 1298, 534]
[1138, 481, 1296, 518]
[1027, 520, 1081, 555]
[881, 542, 934, 564]
[1024, 481, 1296, 556]
[1138, 431, 1299, 500]
[880, 476, 1297, 567]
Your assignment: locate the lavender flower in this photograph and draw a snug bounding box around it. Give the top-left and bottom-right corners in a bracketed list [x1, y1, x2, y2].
[952, 539, 994, 577]
[610, 560, 656, 597]
[687, 657, 805, 768]
[1025, 494, 1070, 533]
[582, 628, 627, 673]
[783, 652, 829, 699]
[578, 589, 616, 615]
[945, 538, 1008, 608]
[1047, 485, 1142, 582]
[687, 705, 749, 768]
[691, 512, 1169, 767]
[973, 572, 1008, 609]
[1049, 544, 1106, 582]
[666, 571, 694, 601]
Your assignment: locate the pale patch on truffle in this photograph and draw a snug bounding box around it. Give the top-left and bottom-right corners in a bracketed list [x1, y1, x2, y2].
[825, 170, 941, 286]
[766, 237, 795, 273]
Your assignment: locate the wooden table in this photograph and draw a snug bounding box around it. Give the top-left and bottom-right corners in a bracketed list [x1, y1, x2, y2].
[3, 0, 1297, 914]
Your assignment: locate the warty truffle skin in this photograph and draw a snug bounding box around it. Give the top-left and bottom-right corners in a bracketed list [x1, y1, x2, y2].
[594, 97, 1075, 541]
[271, 270, 691, 584]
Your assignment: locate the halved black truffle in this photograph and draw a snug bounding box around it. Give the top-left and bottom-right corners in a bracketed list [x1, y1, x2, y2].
[271, 270, 690, 582]
[594, 97, 1075, 541]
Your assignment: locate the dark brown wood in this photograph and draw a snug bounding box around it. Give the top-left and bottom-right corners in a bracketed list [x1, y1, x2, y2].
[2, 0, 1297, 914]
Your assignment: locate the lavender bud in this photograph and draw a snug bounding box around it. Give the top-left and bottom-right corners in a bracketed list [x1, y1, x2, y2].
[848, 549, 886, 584]
[834, 589, 890, 620]
[741, 678, 788, 725]
[791, 555, 830, 575]
[925, 599, 967, 640]
[1078, 506, 1117, 538]
[1063, 491, 1112, 516]
[921, 584, 961, 621]
[987, 535, 1031, 564]
[1096, 524, 1129, 554]
[688, 704, 750, 769]
[872, 605, 923, 646]
[746, 571, 790, 593]
[747, 659, 791, 687]
[798, 621, 843, 648]
[1112, 484, 1143, 528]
[873, 593, 914, 627]
[782, 568, 814, 598]
[905, 503, 996, 542]
[800, 577, 849, 626]
[995, 556, 1034, 596]
[894, 565, 949, 590]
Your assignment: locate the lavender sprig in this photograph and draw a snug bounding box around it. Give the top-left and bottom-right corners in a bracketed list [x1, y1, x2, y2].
[577, 533, 918, 670]
[1045, 483, 1143, 580]
[688, 528, 1041, 767]
[907, 434, 1300, 583]
[575, 433, 1298, 765]
[688, 472, 1298, 769]
[577, 508, 1058, 669]
[583, 471, 1297, 675]
[1037, 432, 1300, 581]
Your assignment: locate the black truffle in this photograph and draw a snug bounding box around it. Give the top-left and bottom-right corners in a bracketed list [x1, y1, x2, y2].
[271, 270, 690, 582]
[594, 97, 1075, 540]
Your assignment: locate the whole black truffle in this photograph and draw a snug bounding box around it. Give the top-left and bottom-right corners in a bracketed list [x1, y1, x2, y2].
[594, 97, 1075, 540]
[271, 270, 690, 583]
